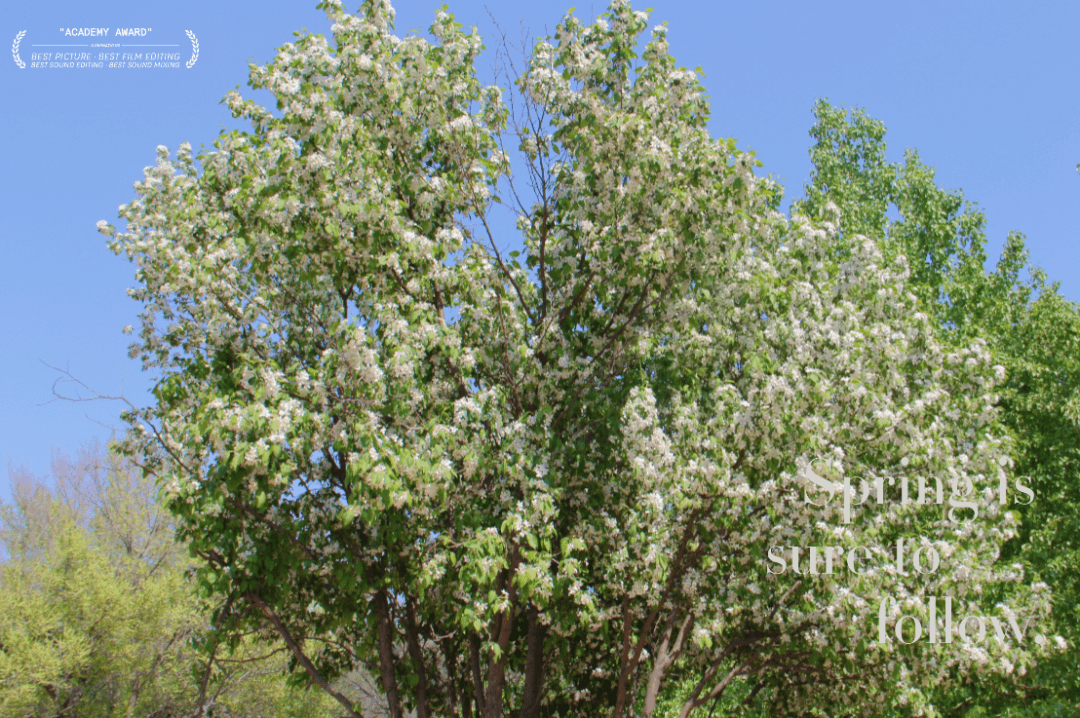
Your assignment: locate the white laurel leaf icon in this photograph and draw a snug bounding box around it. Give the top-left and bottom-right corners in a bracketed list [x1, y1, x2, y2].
[12, 31, 26, 69]
[185, 30, 199, 68]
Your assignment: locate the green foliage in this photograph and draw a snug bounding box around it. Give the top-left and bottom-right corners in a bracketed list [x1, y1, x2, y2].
[101, 1, 1054, 716]
[797, 99, 997, 337]
[0, 442, 344, 718]
[651, 674, 772, 718]
[800, 100, 1080, 717]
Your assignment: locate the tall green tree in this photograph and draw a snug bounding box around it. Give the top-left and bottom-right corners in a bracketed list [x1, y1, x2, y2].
[100, 2, 1062, 717]
[0, 441, 344, 718]
[798, 99, 1080, 717]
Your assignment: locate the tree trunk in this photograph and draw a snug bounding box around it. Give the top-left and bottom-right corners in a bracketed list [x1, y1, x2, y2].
[374, 590, 404, 718]
[470, 633, 486, 718]
[405, 596, 431, 718]
[484, 608, 514, 718]
[519, 605, 546, 718]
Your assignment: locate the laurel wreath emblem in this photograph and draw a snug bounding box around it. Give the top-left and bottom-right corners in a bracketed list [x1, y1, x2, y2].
[185, 30, 199, 68]
[12, 31, 26, 69]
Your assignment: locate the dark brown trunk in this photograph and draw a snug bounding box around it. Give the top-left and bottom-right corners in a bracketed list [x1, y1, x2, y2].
[405, 596, 431, 718]
[445, 638, 464, 718]
[470, 633, 486, 717]
[519, 605, 546, 718]
[484, 659, 505, 718]
[374, 590, 404, 718]
[484, 608, 514, 718]
[613, 600, 634, 718]
[462, 684, 473, 718]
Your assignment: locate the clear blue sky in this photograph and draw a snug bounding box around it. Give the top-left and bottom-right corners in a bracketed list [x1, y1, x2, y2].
[2, 0, 1078, 503]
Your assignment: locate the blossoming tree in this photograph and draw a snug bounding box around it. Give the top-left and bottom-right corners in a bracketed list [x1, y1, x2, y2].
[797, 99, 1080, 717]
[101, 1, 1060, 715]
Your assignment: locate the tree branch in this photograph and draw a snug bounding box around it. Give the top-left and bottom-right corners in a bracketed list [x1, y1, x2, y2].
[245, 592, 363, 718]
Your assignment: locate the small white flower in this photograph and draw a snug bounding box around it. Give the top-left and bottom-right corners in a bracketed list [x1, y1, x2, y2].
[279, 76, 301, 95]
